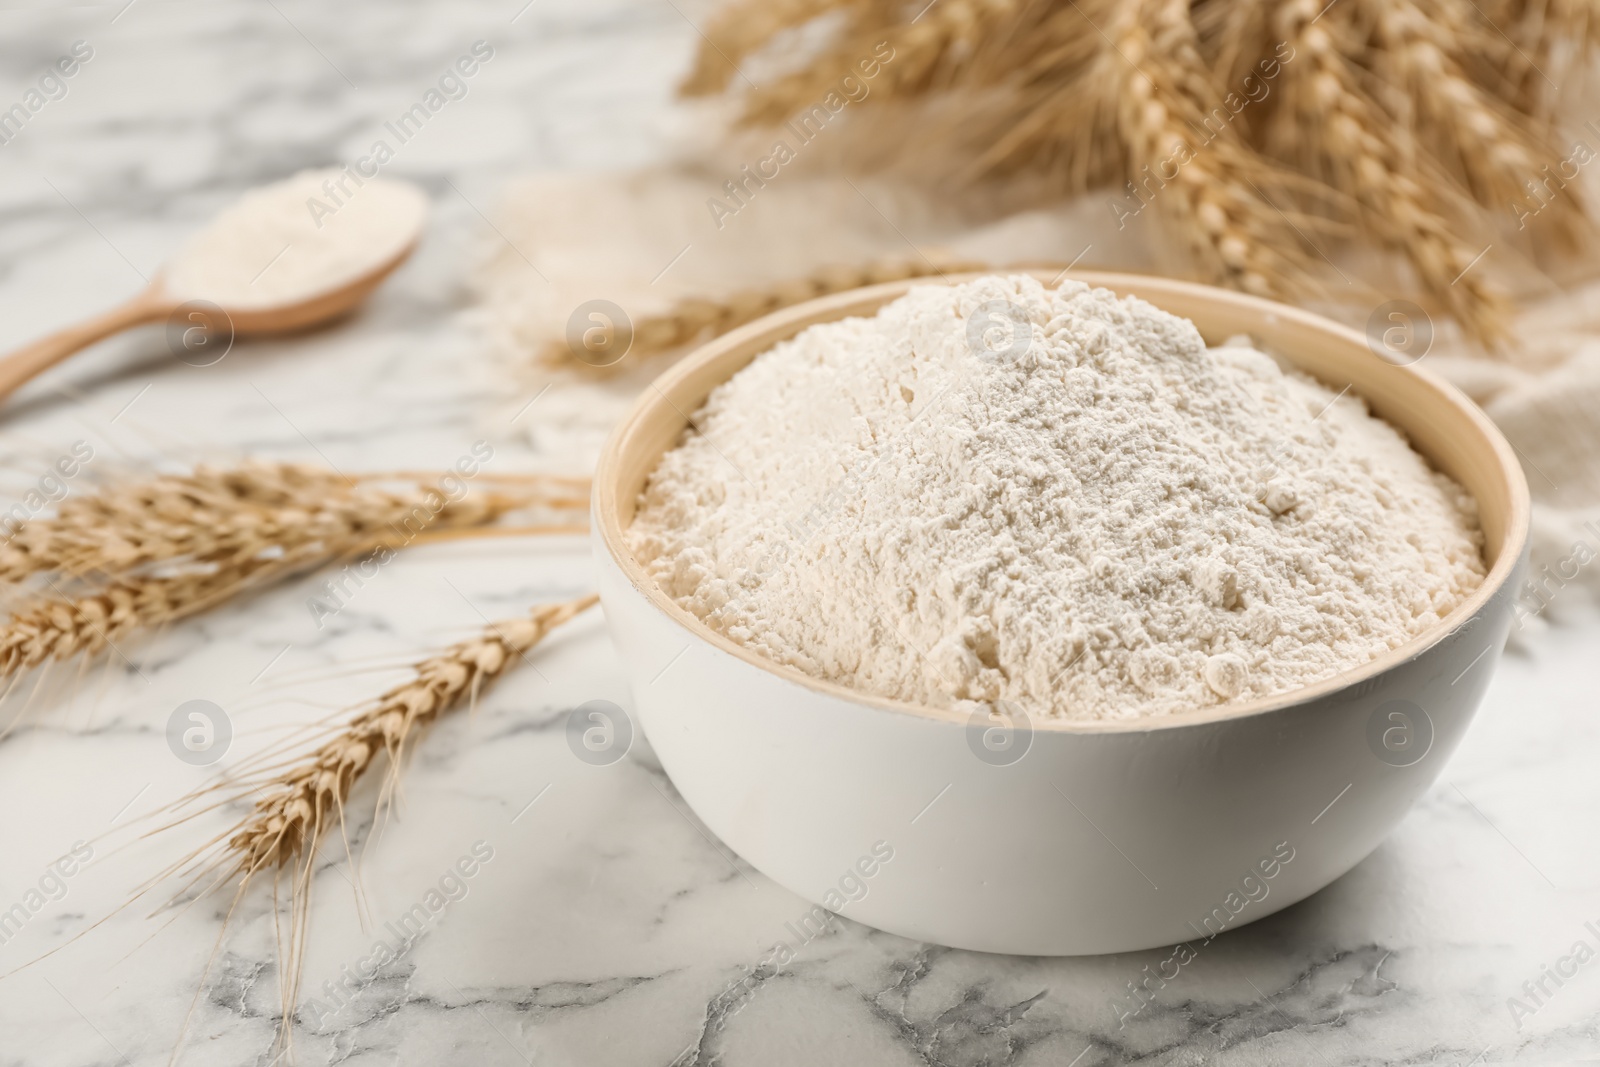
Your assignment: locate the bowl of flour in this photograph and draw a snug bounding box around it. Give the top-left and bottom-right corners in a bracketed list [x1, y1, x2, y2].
[594, 272, 1529, 955]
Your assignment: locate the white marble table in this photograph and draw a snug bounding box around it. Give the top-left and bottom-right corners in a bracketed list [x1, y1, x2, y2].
[1, 2, 1598, 1064]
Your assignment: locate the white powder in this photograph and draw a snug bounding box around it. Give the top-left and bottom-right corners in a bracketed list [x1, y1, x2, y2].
[165, 168, 428, 309]
[628, 275, 1487, 721]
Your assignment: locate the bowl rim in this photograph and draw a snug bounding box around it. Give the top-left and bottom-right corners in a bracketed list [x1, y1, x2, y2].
[594, 270, 1531, 734]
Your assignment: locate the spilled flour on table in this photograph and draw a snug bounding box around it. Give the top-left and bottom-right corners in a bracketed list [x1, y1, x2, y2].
[629, 275, 1486, 720]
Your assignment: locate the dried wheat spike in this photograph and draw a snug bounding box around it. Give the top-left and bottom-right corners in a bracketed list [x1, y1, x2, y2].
[1112, 0, 1309, 299]
[946, 0, 1120, 184]
[4, 462, 347, 580]
[967, 0, 1113, 88]
[958, 78, 1122, 188]
[540, 256, 987, 371]
[1192, 0, 1277, 94]
[738, 0, 1021, 126]
[182, 593, 597, 1051]
[1481, 0, 1598, 122]
[0, 463, 584, 583]
[680, 0, 1573, 342]
[0, 566, 296, 677]
[1366, 0, 1586, 242]
[227, 595, 598, 874]
[1272, 0, 1511, 346]
[0, 463, 579, 675]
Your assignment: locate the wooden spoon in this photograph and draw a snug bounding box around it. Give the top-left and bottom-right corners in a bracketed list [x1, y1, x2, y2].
[0, 170, 428, 404]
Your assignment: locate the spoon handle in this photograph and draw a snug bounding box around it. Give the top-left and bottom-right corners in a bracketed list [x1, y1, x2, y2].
[0, 286, 174, 405]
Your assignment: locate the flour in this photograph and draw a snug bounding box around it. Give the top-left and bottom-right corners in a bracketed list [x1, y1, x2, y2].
[165, 169, 427, 309]
[628, 275, 1486, 720]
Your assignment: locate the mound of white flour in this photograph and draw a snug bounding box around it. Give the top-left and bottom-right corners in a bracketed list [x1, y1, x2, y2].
[629, 276, 1486, 720]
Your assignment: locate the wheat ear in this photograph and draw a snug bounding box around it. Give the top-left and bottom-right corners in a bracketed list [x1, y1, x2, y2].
[738, 0, 1022, 125]
[227, 595, 597, 875]
[956, 75, 1122, 187]
[155, 594, 596, 1052]
[1483, 0, 1599, 122]
[1112, 0, 1310, 299]
[0, 464, 588, 676]
[1192, 0, 1277, 94]
[1367, 0, 1586, 243]
[0, 553, 331, 678]
[938, 0, 1120, 185]
[540, 256, 987, 371]
[1272, 0, 1511, 346]
[0, 463, 585, 583]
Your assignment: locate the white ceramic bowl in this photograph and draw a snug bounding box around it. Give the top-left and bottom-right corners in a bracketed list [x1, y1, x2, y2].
[592, 272, 1530, 955]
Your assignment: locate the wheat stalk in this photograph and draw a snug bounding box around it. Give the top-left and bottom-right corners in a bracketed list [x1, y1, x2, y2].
[0, 464, 590, 677]
[228, 595, 597, 875]
[0, 464, 586, 583]
[1271, 0, 1512, 344]
[540, 256, 987, 371]
[738, 0, 1021, 125]
[243, 596, 596, 1042]
[1366, 0, 1586, 245]
[869, 0, 1119, 185]
[1112, 0, 1310, 300]
[1482, 0, 1598, 122]
[944, 0, 1121, 185]
[0, 552, 325, 678]
[1193, 0, 1276, 93]
[149, 594, 597, 1054]
[956, 76, 1121, 187]
[680, 0, 1596, 349]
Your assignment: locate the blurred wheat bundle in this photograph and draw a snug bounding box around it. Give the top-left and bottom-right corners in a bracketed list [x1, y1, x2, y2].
[681, 0, 1600, 349]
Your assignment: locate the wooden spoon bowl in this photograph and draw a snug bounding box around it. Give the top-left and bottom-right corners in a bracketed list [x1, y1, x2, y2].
[0, 173, 425, 404]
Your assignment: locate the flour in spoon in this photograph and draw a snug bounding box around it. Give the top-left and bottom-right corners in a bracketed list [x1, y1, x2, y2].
[629, 276, 1486, 720]
[164, 169, 427, 309]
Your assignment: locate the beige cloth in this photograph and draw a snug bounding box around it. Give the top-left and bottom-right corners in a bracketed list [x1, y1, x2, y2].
[475, 167, 1600, 621]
